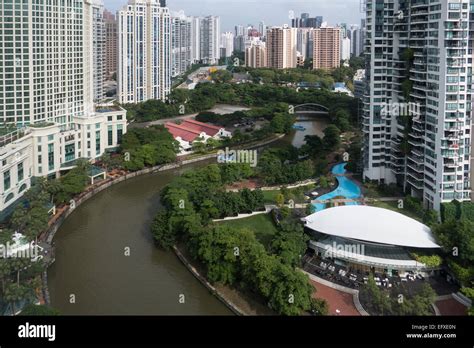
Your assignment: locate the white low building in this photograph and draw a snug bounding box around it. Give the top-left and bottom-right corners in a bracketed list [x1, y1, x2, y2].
[304, 206, 441, 274]
[0, 105, 127, 215]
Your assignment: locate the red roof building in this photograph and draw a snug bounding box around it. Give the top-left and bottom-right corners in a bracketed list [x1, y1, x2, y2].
[181, 119, 222, 137]
[164, 122, 203, 142]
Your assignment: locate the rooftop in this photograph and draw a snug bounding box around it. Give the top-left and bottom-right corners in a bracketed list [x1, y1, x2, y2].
[181, 119, 221, 136]
[304, 206, 440, 249]
[165, 122, 202, 142]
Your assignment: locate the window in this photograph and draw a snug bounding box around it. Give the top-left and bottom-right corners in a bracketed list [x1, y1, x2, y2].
[4, 170, 11, 191]
[108, 125, 113, 146]
[48, 143, 54, 171]
[96, 131, 101, 155]
[4, 193, 14, 203]
[17, 162, 23, 182]
[117, 124, 123, 144]
[48, 134, 54, 141]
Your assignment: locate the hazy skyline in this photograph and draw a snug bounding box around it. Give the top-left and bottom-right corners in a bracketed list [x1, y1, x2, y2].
[103, 0, 363, 32]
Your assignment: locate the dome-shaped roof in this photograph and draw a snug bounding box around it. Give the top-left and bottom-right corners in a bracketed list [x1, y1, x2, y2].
[304, 205, 440, 249]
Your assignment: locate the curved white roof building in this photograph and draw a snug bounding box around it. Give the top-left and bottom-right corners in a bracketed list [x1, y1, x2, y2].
[304, 205, 440, 249]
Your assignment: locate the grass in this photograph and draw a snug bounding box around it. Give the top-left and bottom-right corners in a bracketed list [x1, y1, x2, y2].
[262, 184, 317, 204]
[218, 213, 278, 249]
[369, 200, 423, 222]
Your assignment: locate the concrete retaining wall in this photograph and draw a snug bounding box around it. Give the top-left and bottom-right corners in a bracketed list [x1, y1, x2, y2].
[173, 246, 244, 316]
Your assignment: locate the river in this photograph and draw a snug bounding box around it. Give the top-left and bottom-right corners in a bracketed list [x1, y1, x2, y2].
[47, 117, 328, 315]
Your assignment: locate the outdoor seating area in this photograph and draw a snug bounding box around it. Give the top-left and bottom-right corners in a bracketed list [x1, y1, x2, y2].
[302, 254, 428, 291]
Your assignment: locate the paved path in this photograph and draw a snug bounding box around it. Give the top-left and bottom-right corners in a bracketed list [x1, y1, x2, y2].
[302, 270, 369, 316]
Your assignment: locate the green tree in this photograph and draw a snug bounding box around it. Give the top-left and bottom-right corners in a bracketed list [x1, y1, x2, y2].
[150, 211, 175, 250]
[20, 304, 60, 316]
[275, 193, 285, 207]
[323, 125, 341, 150]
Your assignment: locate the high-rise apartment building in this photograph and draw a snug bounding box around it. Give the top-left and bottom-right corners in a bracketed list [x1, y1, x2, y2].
[117, 0, 171, 103]
[296, 28, 312, 60]
[341, 37, 351, 61]
[0, 0, 127, 215]
[171, 14, 192, 77]
[85, 0, 106, 102]
[362, 0, 473, 210]
[104, 9, 118, 79]
[235, 25, 245, 37]
[245, 42, 267, 68]
[312, 27, 341, 70]
[199, 16, 221, 64]
[220, 32, 235, 58]
[348, 25, 362, 57]
[259, 21, 267, 38]
[266, 25, 297, 69]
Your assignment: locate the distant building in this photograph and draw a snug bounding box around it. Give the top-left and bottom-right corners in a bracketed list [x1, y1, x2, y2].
[292, 13, 323, 29]
[104, 9, 118, 80]
[199, 16, 221, 64]
[233, 35, 246, 53]
[341, 37, 351, 61]
[266, 25, 297, 69]
[259, 21, 267, 38]
[171, 13, 193, 77]
[353, 69, 366, 99]
[348, 25, 362, 57]
[245, 42, 267, 68]
[117, 0, 172, 103]
[297, 28, 312, 60]
[235, 24, 245, 37]
[312, 27, 341, 70]
[220, 32, 235, 58]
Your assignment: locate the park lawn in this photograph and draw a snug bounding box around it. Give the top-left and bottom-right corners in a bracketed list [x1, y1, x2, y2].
[262, 183, 317, 204]
[369, 200, 423, 222]
[218, 213, 278, 249]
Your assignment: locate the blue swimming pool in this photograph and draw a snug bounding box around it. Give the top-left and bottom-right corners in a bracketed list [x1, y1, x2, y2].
[312, 162, 362, 212]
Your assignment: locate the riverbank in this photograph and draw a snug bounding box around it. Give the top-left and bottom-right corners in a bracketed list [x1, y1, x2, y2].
[173, 245, 275, 315]
[41, 133, 285, 310]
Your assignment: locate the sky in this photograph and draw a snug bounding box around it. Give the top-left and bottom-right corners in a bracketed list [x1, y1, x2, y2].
[103, 0, 363, 32]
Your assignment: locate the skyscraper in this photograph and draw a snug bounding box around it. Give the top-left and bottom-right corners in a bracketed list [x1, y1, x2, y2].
[117, 0, 172, 103]
[266, 25, 297, 69]
[348, 25, 362, 57]
[363, 0, 473, 210]
[341, 37, 351, 61]
[312, 27, 341, 70]
[0, 0, 127, 214]
[259, 21, 267, 38]
[199, 16, 221, 64]
[235, 25, 245, 37]
[85, 0, 106, 102]
[296, 28, 312, 60]
[171, 13, 193, 77]
[104, 9, 118, 79]
[220, 32, 235, 58]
